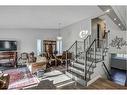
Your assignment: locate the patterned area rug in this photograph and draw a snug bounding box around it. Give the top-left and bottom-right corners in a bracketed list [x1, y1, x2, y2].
[3, 67, 39, 89]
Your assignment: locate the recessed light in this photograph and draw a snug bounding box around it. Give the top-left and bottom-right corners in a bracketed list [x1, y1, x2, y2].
[114, 18, 117, 20]
[118, 23, 121, 26]
[105, 9, 111, 13]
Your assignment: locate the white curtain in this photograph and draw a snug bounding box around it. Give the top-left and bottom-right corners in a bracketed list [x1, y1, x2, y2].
[37, 39, 42, 56]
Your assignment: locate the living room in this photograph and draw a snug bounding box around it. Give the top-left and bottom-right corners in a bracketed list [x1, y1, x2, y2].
[0, 5, 127, 90]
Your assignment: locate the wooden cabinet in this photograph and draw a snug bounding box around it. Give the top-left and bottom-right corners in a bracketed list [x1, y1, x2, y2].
[0, 51, 17, 67]
[43, 40, 56, 54]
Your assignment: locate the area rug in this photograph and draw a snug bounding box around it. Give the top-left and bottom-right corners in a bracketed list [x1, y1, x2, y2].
[3, 67, 39, 89]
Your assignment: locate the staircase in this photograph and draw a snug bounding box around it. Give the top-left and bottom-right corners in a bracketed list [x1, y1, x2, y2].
[65, 35, 110, 86]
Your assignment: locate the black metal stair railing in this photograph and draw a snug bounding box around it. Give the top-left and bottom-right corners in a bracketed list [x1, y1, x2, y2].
[66, 41, 77, 71]
[84, 39, 106, 81]
[84, 35, 91, 51]
[65, 31, 110, 86]
[66, 35, 92, 72]
[102, 61, 112, 80]
[66, 40, 85, 71]
[84, 39, 96, 82]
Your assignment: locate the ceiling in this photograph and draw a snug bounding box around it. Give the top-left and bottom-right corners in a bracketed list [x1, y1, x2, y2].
[0, 6, 103, 29]
[112, 6, 126, 27]
[99, 6, 126, 31]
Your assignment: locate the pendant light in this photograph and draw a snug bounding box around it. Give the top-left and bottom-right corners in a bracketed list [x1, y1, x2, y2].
[57, 23, 62, 40]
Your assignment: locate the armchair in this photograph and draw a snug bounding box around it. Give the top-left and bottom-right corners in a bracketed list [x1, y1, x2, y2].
[0, 73, 10, 89]
[27, 56, 48, 74]
[18, 52, 29, 66]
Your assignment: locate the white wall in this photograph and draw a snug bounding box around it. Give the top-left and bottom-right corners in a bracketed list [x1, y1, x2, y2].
[0, 28, 58, 54]
[61, 18, 91, 51]
[61, 14, 127, 54]
[105, 15, 127, 54]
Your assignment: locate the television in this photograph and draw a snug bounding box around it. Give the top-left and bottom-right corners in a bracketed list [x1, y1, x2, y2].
[0, 40, 17, 51]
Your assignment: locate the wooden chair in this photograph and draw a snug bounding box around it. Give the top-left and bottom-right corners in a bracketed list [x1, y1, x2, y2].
[56, 51, 67, 65]
[47, 53, 57, 66]
[28, 52, 36, 63]
[18, 52, 29, 66]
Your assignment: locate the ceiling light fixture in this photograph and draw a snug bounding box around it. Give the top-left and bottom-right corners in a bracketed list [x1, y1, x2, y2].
[114, 18, 117, 21]
[118, 23, 121, 26]
[57, 23, 62, 40]
[105, 9, 111, 13]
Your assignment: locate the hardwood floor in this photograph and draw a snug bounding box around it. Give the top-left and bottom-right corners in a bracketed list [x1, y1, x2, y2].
[86, 78, 127, 89]
[111, 67, 126, 86]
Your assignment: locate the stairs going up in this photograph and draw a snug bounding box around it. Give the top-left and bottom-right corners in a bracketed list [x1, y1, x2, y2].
[65, 35, 109, 86]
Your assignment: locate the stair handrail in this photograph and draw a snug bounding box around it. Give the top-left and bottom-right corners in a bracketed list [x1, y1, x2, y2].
[84, 39, 106, 77]
[67, 35, 91, 60]
[84, 35, 91, 51]
[73, 35, 91, 61]
[84, 39, 96, 82]
[67, 40, 86, 60]
[102, 61, 112, 80]
[86, 39, 96, 53]
[84, 35, 91, 42]
[86, 60, 95, 79]
[67, 41, 77, 51]
[84, 38, 109, 84]
[65, 31, 110, 85]
[66, 41, 77, 71]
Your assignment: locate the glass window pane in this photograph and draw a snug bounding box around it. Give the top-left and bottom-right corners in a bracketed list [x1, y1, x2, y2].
[57, 39, 62, 54]
[37, 39, 42, 56]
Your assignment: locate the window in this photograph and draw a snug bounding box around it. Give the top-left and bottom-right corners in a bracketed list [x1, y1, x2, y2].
[37, 39, 42, 56]
[57, 37, 62, 54]
[116, 54, 127, 58]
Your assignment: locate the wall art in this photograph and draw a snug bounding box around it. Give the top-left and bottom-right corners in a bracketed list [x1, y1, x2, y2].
[109, 36, 127, 49]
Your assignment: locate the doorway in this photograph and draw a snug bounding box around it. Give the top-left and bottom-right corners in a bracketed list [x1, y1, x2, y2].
[91, 18, 107, 48]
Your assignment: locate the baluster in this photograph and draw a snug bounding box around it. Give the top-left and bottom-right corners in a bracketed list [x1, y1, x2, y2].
[94, 40, 96, 62]
[103, 40, 105, 59]
[76, 41, 77, 62]
[66, 51, 68, 71]
[84, 52, 87, 82]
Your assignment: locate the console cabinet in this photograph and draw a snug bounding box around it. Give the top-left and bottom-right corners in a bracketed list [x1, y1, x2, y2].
[0, 51, 17, 67]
